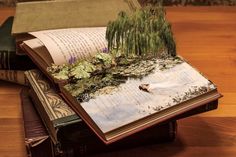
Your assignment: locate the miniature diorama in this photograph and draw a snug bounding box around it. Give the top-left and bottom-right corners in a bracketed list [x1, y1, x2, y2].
[45, 5, 217, 134]
[47, 5, 214, 103]
[47, 6, 179, 101]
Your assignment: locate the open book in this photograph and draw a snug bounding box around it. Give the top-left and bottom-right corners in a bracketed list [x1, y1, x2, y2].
[21, 26, 221, 144]
[21, 4, 222, 144]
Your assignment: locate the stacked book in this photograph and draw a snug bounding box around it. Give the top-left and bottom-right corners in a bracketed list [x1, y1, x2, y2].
[0, 0, 222, 156]
[0, 16, 35, 85]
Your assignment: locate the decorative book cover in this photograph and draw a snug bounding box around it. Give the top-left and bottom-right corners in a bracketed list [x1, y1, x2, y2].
[25, 69, 82, 145]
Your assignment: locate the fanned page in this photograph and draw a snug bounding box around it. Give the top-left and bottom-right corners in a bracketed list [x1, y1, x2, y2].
[29, 27, 107, 65]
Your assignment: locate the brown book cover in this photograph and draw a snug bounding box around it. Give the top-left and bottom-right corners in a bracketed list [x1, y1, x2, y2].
[0, 70, 28, 85]
[20, 88, 55, 157]
[20, 87, 177, 156]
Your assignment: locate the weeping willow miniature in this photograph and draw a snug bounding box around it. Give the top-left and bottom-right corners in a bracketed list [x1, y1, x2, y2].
[106, 5, 176, 58]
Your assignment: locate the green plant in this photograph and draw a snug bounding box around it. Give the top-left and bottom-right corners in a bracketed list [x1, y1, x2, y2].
[106, 5, 176, 58]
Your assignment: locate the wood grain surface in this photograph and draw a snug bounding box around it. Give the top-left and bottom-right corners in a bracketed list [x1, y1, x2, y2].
[0, 6, 236, 157]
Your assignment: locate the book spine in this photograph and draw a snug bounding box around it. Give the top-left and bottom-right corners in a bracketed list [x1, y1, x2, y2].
[0, 50, 35, 70]
[21, 88, 55, 157]
[0, 51, 9, 69]
[0, 69, 28, 85]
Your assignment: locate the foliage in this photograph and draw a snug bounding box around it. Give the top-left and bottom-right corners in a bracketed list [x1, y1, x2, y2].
[69, 61, 96, 79]
[47, 64, 69, 80]
[94, 52, 113, 67]
[106, 5, 176, 58]
[48, 51, 160, 102]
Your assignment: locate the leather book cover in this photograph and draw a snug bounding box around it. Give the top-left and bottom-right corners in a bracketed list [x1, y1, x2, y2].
[25, 69, 88, 149]
[0, 16, 35, 70]
[20, 88, 55, 157]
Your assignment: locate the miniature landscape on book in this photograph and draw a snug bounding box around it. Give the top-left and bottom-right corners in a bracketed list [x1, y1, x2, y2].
[47, 6, 178, 101]
[43, 6, 217, 132]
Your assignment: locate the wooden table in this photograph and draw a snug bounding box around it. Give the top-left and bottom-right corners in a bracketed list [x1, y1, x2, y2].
[0, 6, 236, 157]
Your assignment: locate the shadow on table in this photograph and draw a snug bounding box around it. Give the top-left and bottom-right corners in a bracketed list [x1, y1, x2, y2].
[91, 117, 236, 157]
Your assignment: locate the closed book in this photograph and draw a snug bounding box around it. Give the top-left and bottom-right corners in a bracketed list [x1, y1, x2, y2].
[0, 16, 35, 70]
[20, 79, 177, 156]
[20, 88, 55, 157]
[0, 70, 28, 85]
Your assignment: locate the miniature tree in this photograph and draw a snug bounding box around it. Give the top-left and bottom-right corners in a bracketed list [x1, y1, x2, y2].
[106, 5, 176, 58]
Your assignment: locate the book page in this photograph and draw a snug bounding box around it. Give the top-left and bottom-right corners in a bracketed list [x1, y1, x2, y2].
[80, 62, 216, 133]
[29, 27, 107, 65]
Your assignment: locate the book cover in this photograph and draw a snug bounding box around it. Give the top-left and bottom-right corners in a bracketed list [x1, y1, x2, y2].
[20, 88, 55, 157]
[0, 70, 28, 85]
[25, 69, 81, 145]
